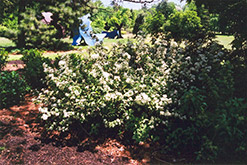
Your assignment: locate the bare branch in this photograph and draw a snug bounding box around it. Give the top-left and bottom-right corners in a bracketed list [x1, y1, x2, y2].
[120, 0, 156, 4]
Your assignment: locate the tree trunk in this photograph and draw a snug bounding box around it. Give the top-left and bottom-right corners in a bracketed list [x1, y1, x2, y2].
[17, 0, 26, 48]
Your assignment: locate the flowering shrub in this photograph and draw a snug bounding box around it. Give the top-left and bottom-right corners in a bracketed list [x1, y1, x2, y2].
[158, 37, 235, 161]
[37, 41, 172, 141]
[37, 36, 244, 162]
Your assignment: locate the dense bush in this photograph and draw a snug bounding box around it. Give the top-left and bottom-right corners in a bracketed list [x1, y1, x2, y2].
[0, 71, 30, 109]
[21, 49, 51, 89]
[0, 49, 8, 70]
[37, 36, 246, 162]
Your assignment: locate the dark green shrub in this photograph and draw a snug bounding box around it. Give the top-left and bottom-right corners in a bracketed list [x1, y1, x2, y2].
[0, 49, 8, 70]
[21, 49, 51, 89]
[227, 49, 247, 98]
[0, 71, 30, 109]
[213, 98, 247, 162]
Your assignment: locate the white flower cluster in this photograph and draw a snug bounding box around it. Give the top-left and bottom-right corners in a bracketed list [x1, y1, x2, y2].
[36, 37, 227, 141]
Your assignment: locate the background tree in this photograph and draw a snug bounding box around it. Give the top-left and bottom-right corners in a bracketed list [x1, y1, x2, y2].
[132, 13, 144, 37]
[142, 1, 176, 36]
[186, 0, 247, 50]
[156, 0, 176, 18]
[164, 10, 203, 42]
[0, 0, 93, 49]
[145, 10, 165, 36]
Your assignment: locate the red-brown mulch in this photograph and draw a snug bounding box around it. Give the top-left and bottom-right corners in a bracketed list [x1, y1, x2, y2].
[0, 61, 185, 164]
[0, 94, 148, 164]
[3, 60, 25, 71]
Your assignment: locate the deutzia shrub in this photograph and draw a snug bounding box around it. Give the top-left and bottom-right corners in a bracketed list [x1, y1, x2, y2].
[37, 36, 243, 162]
[37, 39, 173, 141]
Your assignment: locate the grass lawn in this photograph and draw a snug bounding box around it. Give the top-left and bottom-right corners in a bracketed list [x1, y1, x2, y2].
[215, 35, 234, 49]
[0, 36, 133, 61]
[1, 34, 234, 61]
[0, 37, 16, 47]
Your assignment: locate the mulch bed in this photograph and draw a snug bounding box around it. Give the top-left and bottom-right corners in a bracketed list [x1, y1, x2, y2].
[3, 60, 25, 71]
[0, 94, 145, 164]
[0, 61, 187, 164]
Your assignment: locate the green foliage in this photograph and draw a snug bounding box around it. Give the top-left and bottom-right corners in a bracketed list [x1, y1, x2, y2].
[0, 71, 30, 109]
[16, 6, 74, 50]
[0, 0, 19, 24]
[36, 34, 245, 162]
[164, 10, 203, 42]
[156, 0, 176, 18]
[209, 14, 219, 33]
[1, 13, 18, 30]
[212, 98, 247, 161]
[146, 11, 165, 36]
[143, 1, 176, 36]
[21, 49, 51, 89]
[0, 25, 17, 41]
[227, 49, 247, 98]
[132, 13, 144, 37]
[1, 0, 92, 49]
[156, 37, 234, 162]
[187, 0, 247, 50]
[36, 39, 173, 141]
[91, 5, 137, 33]
[0, 49, 8, 70]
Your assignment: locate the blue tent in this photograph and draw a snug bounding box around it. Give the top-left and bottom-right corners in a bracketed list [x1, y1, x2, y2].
[72, 14, 106, 46]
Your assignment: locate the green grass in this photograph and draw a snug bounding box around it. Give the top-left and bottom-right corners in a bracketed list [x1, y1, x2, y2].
[0, 37, 16, 47]
[2, 34, 234, 62]
[8, 55, 23, 61]
[215, 35, 234, 49]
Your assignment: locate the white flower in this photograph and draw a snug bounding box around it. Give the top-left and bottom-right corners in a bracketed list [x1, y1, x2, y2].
[105, 92, 122, 101]
[102, 72, 110, 80]
[91, 54, 100, 59]
[123, 53, 131, 59]
[39, 107, 48, 113]
[171, 41, 178, 47]
[74, 90, 80, 96]
[135, 93, 151, 105]
[115, 63, 122, 70]
[89, 69, 97, 78]
[114, 76, 121, 81]
[63, 110, 70, 118]
[105, 93, 114, 101]
[126, 77, 134, 84]
[139, 84, 146, 89]
[41, 114, 49, 120]
[185, 56, 191, 61]
[58, 60, 66, 66]
[115, 91, 123, 99]
[160, 111, 165, 115]
[124, 90, 134, 97]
